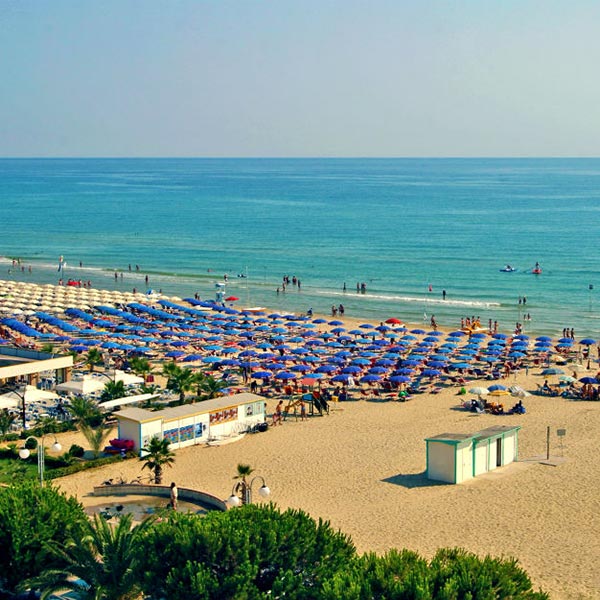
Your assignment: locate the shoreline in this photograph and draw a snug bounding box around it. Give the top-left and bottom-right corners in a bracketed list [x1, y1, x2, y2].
[0, 256, 587, 340]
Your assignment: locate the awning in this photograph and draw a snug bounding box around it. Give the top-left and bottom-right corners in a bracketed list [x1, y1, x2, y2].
[99, 393, 159, 410]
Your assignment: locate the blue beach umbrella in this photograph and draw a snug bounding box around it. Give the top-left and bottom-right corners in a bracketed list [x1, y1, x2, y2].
[580, 338, 597, 345]
[360, 374, 381, 383]
[390, 375, 411, 383]
[275, 371, 296, 380]
[331, 374, 351, 383]
[422, 369, 441, 377]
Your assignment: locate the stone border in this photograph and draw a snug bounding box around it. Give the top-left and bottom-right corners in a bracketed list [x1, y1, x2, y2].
[93, 484, 227, 511]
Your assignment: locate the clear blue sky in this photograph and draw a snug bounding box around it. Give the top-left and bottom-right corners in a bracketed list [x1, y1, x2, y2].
[1, 0, 599, 157]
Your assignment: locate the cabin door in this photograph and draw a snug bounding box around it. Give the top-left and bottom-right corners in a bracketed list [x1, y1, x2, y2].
[496, 438, 502, 467]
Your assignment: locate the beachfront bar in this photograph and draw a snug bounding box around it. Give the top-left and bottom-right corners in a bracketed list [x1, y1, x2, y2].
[425, 425, 521, 484]
[114, 392, 267, 453]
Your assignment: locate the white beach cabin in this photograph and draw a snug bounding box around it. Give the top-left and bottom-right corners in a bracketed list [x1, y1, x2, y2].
[425, 425, 521, 484]
[114, 392, 266, 453]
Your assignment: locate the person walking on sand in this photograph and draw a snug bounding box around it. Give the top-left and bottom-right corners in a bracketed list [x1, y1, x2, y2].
[300, 400, 307, 421]
[170, 482, 178, 509]
[274, 400, 283, 425]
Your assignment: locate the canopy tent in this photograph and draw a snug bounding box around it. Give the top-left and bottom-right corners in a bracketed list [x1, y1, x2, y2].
[99, 393, 159, 410]
[55, 376, 106, 395]
[0, 385, 59, 404]
[0, 396, 19, 409]
[108, 370, 145, 385]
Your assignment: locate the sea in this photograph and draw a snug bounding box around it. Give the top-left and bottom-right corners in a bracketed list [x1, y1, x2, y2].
[1, 157, 600, 338]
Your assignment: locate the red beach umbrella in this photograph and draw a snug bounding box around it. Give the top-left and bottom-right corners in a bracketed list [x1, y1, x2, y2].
[225, 296, 240, 302]
[385, 318, 403, 324]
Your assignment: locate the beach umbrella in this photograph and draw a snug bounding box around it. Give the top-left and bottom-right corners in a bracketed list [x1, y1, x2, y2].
[536, 336, 553, 342]
[385, 318, 403, 324]
[329, 320, 344, 326]
[252, 371, 272, 379]
[275, 371, 296, 380]
[351, 358, 371, 365]
[411, 329, 426, 335]
[469, 387, 489, 396]
[342, 366, 362, 374]
[315, 364, 337, 373]
[558, 338, 573, 344]
[451, 362, 472, 370]
[165, 351, 185, 358]
[580, 338, 597, 345]
[558, 375, 577, 383]
[202, 356, 223, 364]
[488, 384, 507, 391]
[542, 367, 564, 375]
[579, 376, 598, 384]
[331, 374, 351, 383]
[395, 368, 415, 375]
[368, 367, 388, 374]
[360, 374, 381, 383]
[422, 369, 441, 377]
[390, 375, 411, 383]
[290, 364, 311, 372]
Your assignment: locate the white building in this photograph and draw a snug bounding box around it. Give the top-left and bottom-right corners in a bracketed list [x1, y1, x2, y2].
[114, 393, 266, 453]
[425, 425, 521, 484]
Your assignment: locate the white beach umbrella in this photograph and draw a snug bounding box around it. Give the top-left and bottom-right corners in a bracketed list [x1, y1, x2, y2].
[469, 387, 489, 396]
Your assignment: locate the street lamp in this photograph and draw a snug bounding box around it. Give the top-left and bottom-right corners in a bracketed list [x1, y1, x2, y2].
[19, 434, 62, 486]
[227, 475, 270, 507]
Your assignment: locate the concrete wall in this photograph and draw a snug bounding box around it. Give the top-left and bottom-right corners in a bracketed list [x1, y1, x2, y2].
[427, 441, 456, 483]
[474, 441, 489, 476]
[502, 430, 517, 465]
[93, 484, 227, 511]
[455, 442, 474, 483]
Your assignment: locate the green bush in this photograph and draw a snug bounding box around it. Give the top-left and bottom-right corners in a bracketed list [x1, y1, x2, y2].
[46, 454, 125, 480]
[68, 444, 85, 458]
[24, 438, 38, 450]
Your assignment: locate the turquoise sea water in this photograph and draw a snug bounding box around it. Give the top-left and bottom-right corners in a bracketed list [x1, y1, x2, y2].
[1, 158, 600, 337]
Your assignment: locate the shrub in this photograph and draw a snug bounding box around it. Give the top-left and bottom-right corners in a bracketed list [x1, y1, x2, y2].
[24, 438, 38, 450]
[68, 444, 85, 458]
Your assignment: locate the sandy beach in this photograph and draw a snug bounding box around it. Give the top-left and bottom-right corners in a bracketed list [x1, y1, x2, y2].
[54, 364, 600, 599]
[1, 279, 598, 598]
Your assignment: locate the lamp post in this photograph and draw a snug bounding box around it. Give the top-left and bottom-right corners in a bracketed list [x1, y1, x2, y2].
[227, 475, 270, 507]
[19, 434, 62, 486]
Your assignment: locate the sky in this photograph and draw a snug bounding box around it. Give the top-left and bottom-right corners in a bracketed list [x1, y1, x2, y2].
[1, 0, 599, 157]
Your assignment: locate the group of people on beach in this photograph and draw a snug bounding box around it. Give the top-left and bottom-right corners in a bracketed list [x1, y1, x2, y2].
[331, 304, 345, 316]
[277, 274, 301, 294]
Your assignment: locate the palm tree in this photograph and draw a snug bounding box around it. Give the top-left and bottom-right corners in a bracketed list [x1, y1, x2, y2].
[85, 348, 103, 373]
[66, 396, 104, 429]
[140, 437, 175, 484]
[0, 408, 16, 437]
[129, 356, 152, 382]
[233, 463, 254, 505]
[198, 374, 229, 400]
[164, 364, 196, 403]
[85, 426, 114, 459]
[100, 380, 126, 402]
[22, 513, 151, 600]
[40, 342, 55, 354]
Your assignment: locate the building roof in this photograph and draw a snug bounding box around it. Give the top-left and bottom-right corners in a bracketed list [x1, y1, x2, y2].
[0, 346, 73, 380]
[115, 392, 265, 423]
[425, 425, 521, 445]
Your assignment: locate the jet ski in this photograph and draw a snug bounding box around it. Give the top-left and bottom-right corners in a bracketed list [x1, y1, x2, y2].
[499, 265, 517, 272]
